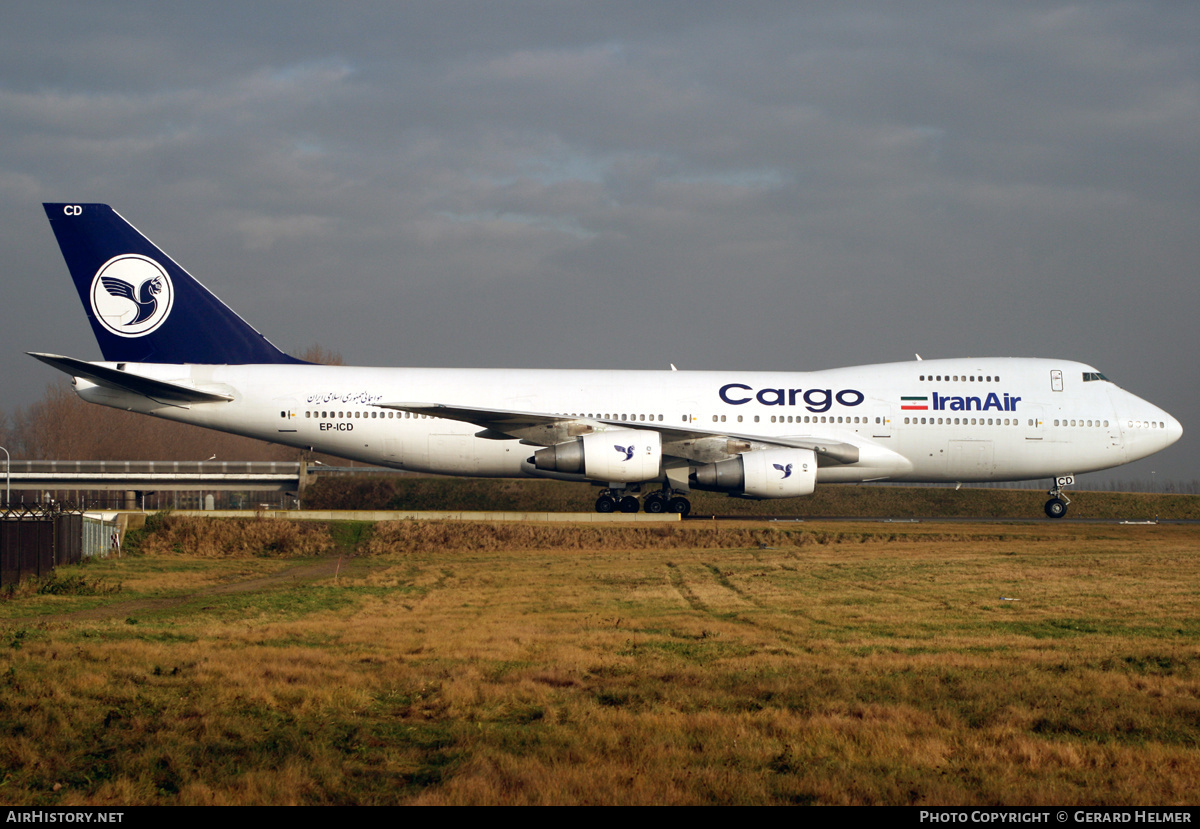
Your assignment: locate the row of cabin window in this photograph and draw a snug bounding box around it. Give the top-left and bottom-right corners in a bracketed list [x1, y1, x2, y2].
[906, 416, 1021, 426]
[305, 410, 668, 422]
[918, 375, 999, 382]
[706, 414, 880, 424]
[907, 417, 1118, 428]
[1047, 419, 1173, 429]
[1126, 420, 1167, 429]
[564, 414, 665, 422]
[305, 411, 430, 419]
[300, 409, 1161, 432]
[301, 410, 890, 426]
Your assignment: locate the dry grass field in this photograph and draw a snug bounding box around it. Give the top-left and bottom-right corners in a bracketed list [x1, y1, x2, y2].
[0, 516, 1197, 805]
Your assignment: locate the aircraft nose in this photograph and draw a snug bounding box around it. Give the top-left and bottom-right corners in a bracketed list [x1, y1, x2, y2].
[1132, 402, 1182, 455]
[1112, 389, 1182, 460]
[1163, 411, 1183, 447]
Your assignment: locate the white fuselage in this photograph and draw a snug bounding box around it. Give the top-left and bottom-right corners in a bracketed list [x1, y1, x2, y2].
[74, 356, 1181, 487]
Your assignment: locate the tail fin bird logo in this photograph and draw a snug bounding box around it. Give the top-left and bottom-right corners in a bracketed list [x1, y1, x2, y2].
[773, 463, 793, 478]
[89, 254, 174, 337]
[615, 444, 635, 461]
[101, 273, 162, 324]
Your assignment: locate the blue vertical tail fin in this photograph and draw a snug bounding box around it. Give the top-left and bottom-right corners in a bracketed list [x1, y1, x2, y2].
[43, 203, 305, 365]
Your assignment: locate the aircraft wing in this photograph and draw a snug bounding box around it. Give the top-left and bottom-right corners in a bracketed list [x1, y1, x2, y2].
[28, 353, 234, 405]
[376, 401, 859, 465]
[378, 402, 566, 430]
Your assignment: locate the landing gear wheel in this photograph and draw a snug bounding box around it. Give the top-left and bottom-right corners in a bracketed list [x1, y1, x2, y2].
[643, 493, 667, 513]
[595, 495, 616, 513]
[668, 496, 691, 517]
[619, 496, 641, 513]
[1044, 476, 1073, 519]
[1044, 497, 1067, 519]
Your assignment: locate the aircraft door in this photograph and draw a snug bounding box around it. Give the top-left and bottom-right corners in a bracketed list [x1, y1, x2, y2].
[870, 408, 894, 439]
[274, 397, 300, 434]
[1023, 405, 1047, 441]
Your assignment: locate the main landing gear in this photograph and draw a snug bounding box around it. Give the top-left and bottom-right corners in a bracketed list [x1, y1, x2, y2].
[1044, 475, 1074, 519]
[594, 487, 691, 516]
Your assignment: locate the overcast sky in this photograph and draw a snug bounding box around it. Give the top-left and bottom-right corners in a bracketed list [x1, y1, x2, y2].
[3, 2, 1196, 486]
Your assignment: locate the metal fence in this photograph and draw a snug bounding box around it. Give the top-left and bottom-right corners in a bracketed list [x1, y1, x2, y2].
[82, 514, 121, 559]
[0, 504, 87, 588]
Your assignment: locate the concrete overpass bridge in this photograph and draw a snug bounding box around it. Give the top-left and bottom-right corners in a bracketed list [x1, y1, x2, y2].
[6, 460, 307, 493]
[0, 460, 401, 507]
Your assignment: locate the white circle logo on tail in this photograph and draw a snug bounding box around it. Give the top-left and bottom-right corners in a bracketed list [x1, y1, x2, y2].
[89, 254, 174, 337]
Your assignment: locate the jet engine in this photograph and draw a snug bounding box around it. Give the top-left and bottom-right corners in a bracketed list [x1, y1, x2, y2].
[691, 447, 817, 498]
[532, 429, 662, 483]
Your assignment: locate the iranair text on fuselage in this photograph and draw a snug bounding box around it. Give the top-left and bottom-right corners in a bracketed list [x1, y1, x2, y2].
[900, 392, 1021, 413]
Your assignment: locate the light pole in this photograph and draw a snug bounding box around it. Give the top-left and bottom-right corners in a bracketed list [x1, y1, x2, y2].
[0, 446, 9, 507]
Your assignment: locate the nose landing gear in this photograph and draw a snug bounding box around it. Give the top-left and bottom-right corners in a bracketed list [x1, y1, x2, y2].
[1044, 475, 1074, 518]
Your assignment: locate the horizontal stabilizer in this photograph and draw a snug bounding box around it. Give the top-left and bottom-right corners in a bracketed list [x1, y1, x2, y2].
[27, 353, 233, 405]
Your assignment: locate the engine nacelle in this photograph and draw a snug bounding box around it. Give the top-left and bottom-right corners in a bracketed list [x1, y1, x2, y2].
[691, 448, 817, 498]
[533, 429, 662, 483]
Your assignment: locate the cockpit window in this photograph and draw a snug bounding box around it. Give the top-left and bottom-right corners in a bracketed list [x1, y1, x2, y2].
[1082, 372, 1110, 382]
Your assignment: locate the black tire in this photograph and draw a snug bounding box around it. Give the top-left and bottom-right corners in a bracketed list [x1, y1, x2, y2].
[595, 495, 616, 513]
[1044, 497, 1067, 519]
[619, 496, 641, 513]
[643, 494, 666, 514]
[668, 496, 691, 517]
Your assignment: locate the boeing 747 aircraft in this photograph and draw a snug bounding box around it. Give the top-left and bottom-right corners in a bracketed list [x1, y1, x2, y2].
[33, 203, 1182, 517]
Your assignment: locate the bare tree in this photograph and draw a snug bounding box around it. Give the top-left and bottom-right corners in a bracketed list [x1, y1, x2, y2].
[295, 344, 345, 365]
[15, 380, 294, 461]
